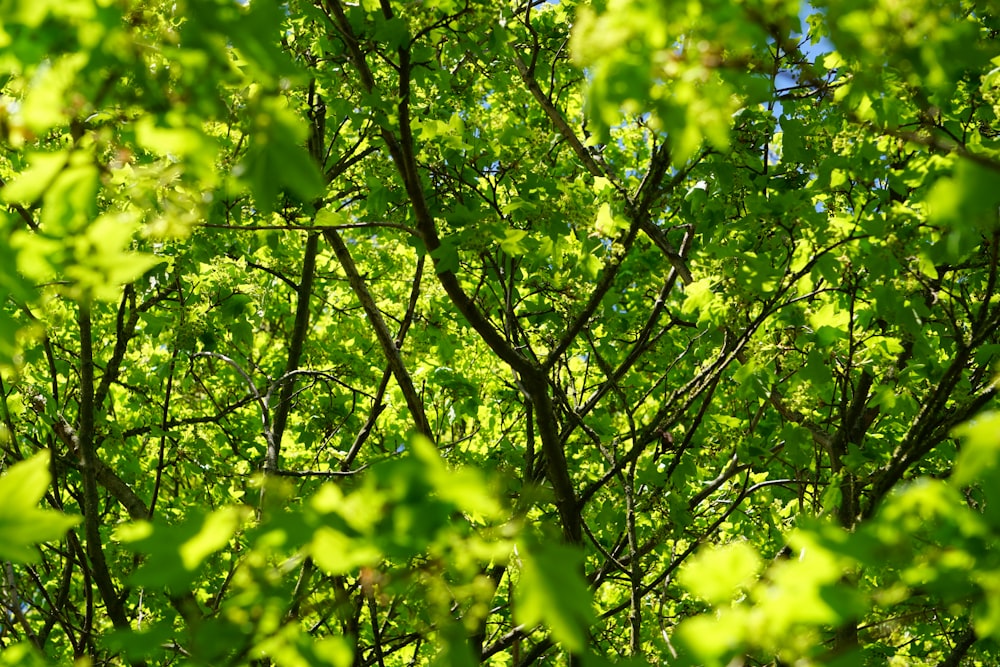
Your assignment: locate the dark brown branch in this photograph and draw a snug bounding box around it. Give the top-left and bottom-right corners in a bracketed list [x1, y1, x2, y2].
[342, 255, 426, 469]
[2, 562, 40, 648]
[864, 346, 973, 517]
[267, 232, 320, 474]
[192, 351, 274, 452]
[563, 235, 690, 442]
[323, 228, 430, 436]
[34, 547, 77, 647]
[520, 368, 583, 543]
[76, 304, 131, 633]
[624, 460, 641, 657]
[541, 216, 642, 371]
[936, 626, 977, 667]
[512, 46, 694, 285]
[94, 285, 139, 411]
[120, 399, 257, 440]
[342, 372, 390, 471]
[149, 343, 179, 518]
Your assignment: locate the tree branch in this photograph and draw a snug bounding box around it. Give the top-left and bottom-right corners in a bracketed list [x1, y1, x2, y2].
[76, 303, 131, 632]
[267, 232, 320, 474]
[322, 228, 431, 436]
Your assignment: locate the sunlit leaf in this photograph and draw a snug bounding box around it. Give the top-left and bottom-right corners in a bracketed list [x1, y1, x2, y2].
[310, 527, 380, 576]
[1, 151, 68, 205]
[0, 452, 80, 563]
[677, 541, 762, 605]
[952, 411, 1000, 487]
[118, 506, 250, 588]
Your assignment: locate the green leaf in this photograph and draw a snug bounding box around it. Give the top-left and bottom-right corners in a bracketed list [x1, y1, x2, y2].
[952, 411, 1000, 487]
[675, 609, 746, 664]
[241, 97, 325, 214]
[0, 642, 48, 667]
[0, 451, 81, 563]
[926, 159, 1000, 232]
[515, 541, 595, 652]
[0, 151, 67, 205]
[681, 278, 716, 320]
[677, 541, 762, 605]
[594, 201, 627, 236]
[179, 505, 249, 570]
[136, 115, 215, 159]
[974, 578, 1000, 641]
[500, 228, 529, 256]
[430, 237, 461, 274]
[430, 620, 477, 667]
[411, 434, 503, 521]
[374, 16, 410, 50]
[117, 506, 250, 588]
[780, 116, 806, 163]
[0, 303, 21, 366]
[41, 160, 99, 231]
[0, 451, 50, 509]
[67, 212, 168, 300]
[310, 526, 381, 576]
[809, 301, 849, 346]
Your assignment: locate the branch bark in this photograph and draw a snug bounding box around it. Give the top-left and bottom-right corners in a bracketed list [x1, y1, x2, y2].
[322, 228, 431, 436]
[77, 303, 131, 633]
[266, 232, 320, 474]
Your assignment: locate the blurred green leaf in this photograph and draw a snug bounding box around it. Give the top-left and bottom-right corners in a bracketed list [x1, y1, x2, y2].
[241, 97, 325, 214]
[952, 411, 1000, 487]
[117, 506, 249, 588]
[0, 451, 81, 563]
[0, 642, 48, 667]
[677, 541, 762, 605]
[515, 541, 595, 652]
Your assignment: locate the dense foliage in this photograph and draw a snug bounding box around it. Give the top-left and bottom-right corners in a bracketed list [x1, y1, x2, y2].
[2, 0, 1000, 665]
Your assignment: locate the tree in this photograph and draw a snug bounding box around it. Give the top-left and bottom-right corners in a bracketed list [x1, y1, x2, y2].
[1, 0, 999, 664]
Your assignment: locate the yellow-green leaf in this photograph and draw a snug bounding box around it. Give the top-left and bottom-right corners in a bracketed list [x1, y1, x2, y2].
[677, 541, 762, 605]
[0, 451, 81, 563]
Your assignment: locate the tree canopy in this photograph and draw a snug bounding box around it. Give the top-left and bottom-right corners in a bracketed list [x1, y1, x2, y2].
[1, 0, 1000, 665]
